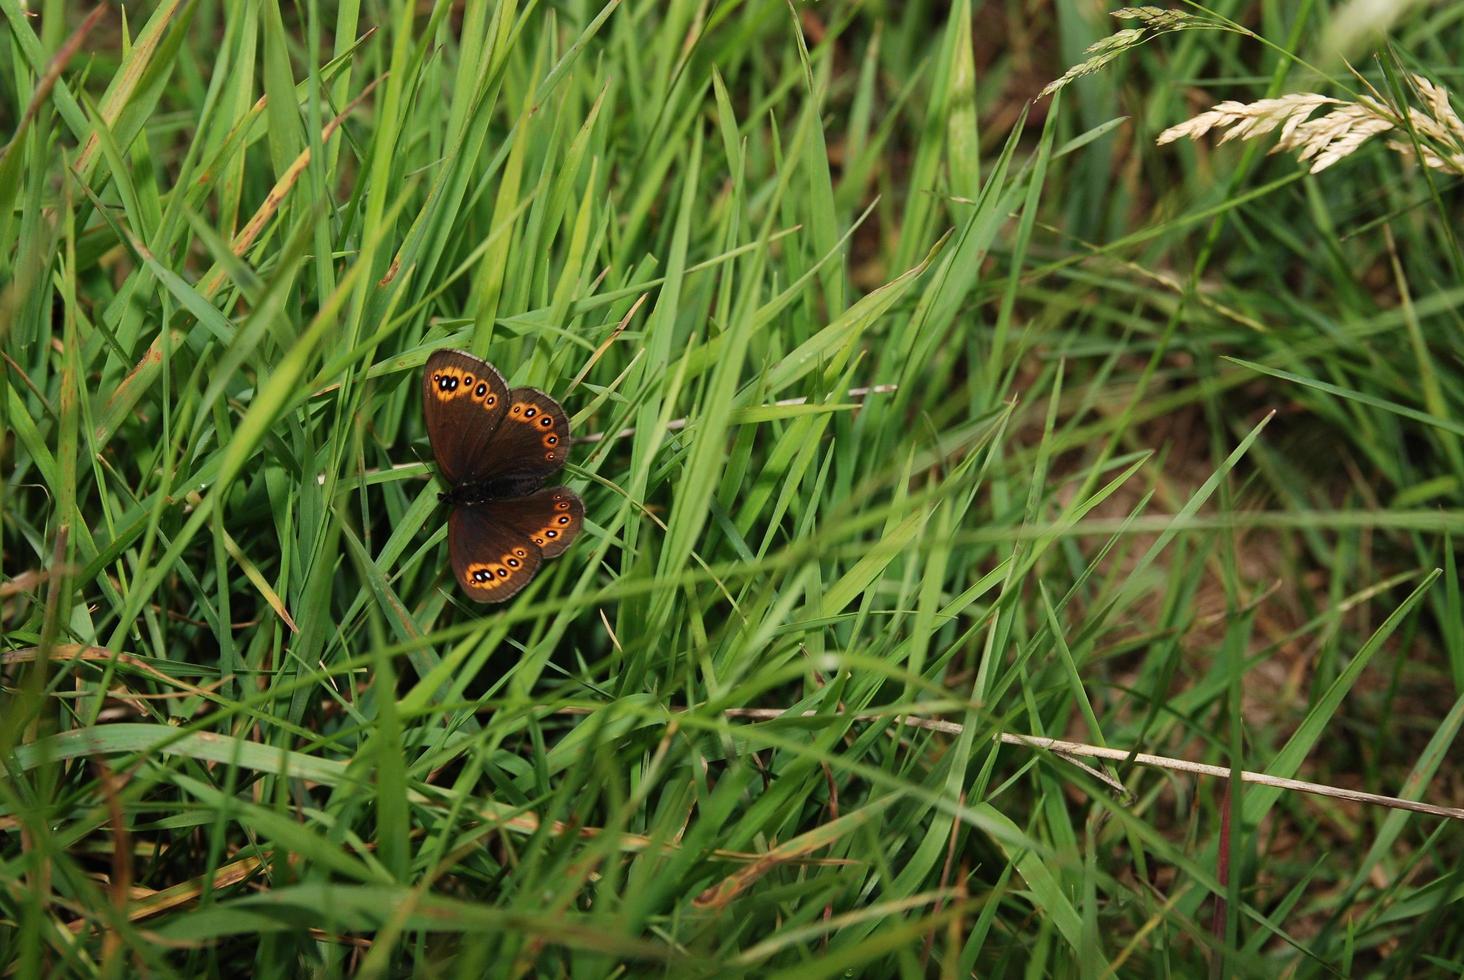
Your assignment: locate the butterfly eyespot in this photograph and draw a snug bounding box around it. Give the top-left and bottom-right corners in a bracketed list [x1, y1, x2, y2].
[511, 404, 521, 415]
[533, 537, 544, 545]
[497, 569, 509, 578]
[557, 516, 570, 525]
[514, 548, 526, 557]
[507, 558, 520, 568]
[544, 435, 558, 447]
[475, 383, 487, 397]
[539, 417, 552, 427]
[555, 501, 569, 510]
[545, 452, 555, 461]
[545, 529, 558, 538]
[524, 407, 537, 419]
[486, 395, 496, 406]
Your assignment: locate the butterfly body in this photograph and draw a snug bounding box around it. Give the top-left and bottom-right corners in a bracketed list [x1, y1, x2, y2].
[423, 349, 584, 602]
[438, 472, 548, 507]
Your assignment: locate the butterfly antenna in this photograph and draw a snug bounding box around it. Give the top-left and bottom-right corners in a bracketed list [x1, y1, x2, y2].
[408, 443, 438, 478]
[408, 445, 452, 504]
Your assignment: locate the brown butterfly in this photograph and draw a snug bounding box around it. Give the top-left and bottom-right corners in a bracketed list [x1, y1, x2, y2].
[423, 349, 584, 602]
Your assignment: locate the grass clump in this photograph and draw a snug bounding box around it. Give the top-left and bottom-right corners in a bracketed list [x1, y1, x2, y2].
[1, 1, 1462, 976]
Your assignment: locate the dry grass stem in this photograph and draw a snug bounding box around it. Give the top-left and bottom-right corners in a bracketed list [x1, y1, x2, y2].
[717, 709, 1464, 822]
[1047, 13, 1464, 176]
[1112, 6, 1206, 30]
[1042, 7, 1240, 98]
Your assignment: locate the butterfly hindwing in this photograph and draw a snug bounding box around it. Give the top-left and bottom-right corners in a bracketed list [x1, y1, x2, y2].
[422, 349, 511, 485]
[448, 506, 543, 603]
[490, 485, 584, 558]
[447, 488, 582, 602]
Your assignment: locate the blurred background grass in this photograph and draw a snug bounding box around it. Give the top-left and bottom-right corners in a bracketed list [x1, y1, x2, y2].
[1, 0, 1462, 975]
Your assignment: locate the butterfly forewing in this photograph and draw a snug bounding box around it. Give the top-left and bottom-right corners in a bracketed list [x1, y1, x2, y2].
[422, 349, 511, 485]
[469, 387, 573, 487]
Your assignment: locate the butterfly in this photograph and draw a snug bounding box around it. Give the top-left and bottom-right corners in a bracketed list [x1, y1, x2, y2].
[423, 349, 584, 602]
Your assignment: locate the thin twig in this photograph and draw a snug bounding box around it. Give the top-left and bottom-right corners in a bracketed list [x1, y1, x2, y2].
[715, 709, 1464, 822]
[995, 733, 1464, 820]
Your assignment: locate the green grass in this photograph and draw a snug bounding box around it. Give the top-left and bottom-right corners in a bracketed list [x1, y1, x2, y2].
[2, 1, 1463, 975]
